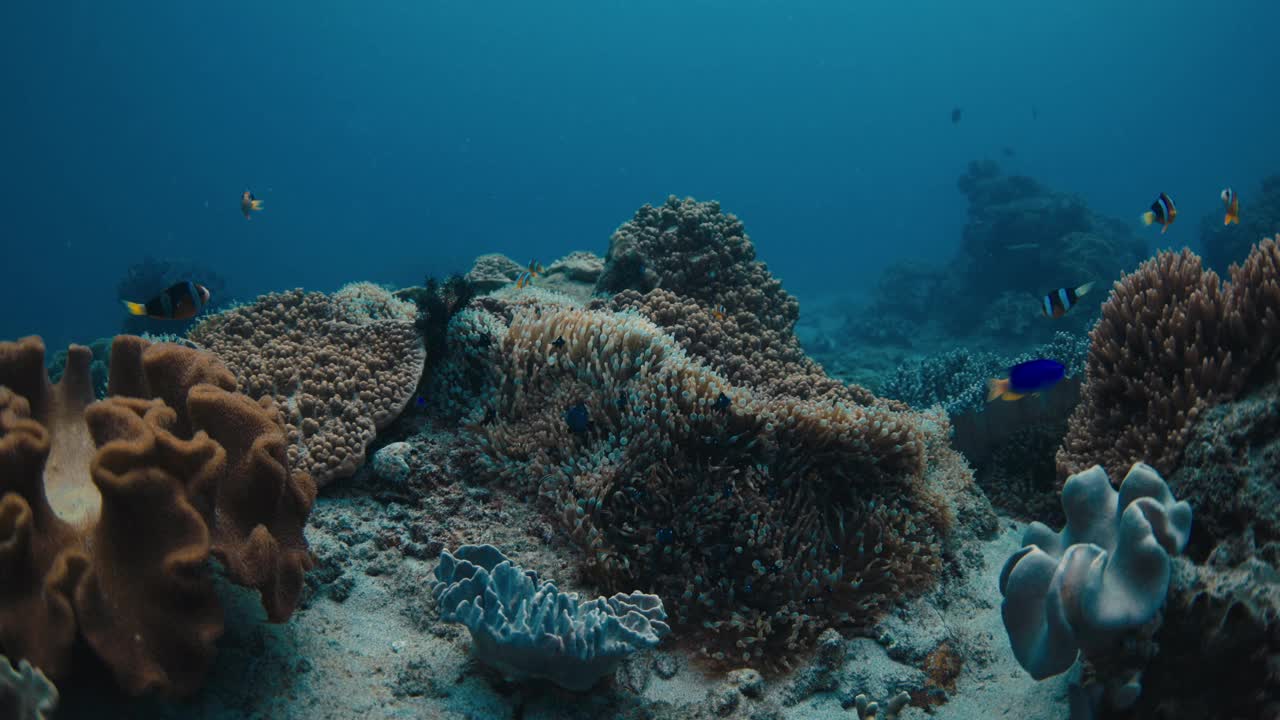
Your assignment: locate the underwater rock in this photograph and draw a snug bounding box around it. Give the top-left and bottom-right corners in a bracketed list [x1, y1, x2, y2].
[431, 544, 671, 692]
[189, 288, 425, 487]
[546, 251, 605, 284]
[466, 253, 526, 293]
[0, 336, 315, 696]
[371, 441, 414, 486]
[1000, 463, 1191, 709]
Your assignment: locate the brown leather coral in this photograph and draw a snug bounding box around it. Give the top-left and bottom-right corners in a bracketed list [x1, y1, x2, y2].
[0, 335, 314, 697]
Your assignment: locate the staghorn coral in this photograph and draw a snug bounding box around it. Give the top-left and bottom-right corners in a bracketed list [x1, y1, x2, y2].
[0, 335, 314, 696]
[432, 544, 670, 691]
[453, 299, 958, 667]
[188, 289, 426, 487]
[0, 654, 57, 720]
[1058, 238, 1280, 480]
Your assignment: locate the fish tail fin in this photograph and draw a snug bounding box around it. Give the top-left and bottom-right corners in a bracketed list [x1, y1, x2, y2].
[122, 300, 147, 316]
[1161, 224, 1169, 234]
[1141, 211, 1155, 226]
[251, 200, 264, 210]
[1225, 214, 1239, 225]
[986, 378, 1008, 402]
[1075, 281, 1095, 297]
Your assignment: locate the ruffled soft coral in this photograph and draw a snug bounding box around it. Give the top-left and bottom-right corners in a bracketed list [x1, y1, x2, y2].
[0, 335, 314, 696]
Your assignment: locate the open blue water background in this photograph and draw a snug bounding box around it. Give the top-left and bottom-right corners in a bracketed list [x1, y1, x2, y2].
[3, 0, 1277, 350]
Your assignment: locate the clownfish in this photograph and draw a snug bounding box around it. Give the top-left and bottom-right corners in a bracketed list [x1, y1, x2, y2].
[1221, 188, 1240, 225]
[241, 190, 263, 220]
[1041, 282, 1095, 319]
[987, 358, 1065, 402]
[1141, 192, 1177, 233]
[122, 281, 211, 321]
[514, 260, 544, 289]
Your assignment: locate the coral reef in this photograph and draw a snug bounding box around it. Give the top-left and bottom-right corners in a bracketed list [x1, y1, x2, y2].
[1200, 174, 1280, 273]
[1058, 238, 1280, 480]
[842, 161, 1146, 351]
[444, 296, 968, 668]
[1000, 463, 1191, 711]
[0, 654, 57, 720]
[396, 273, 477, 387]
[432, 544, 670, 692]
[188, 288, 426, 487]
[0, 335, 314, 696]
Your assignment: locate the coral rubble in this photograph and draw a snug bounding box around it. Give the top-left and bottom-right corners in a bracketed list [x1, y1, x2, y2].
[189, 288, 426, 487]
[0, 336, 314, 696]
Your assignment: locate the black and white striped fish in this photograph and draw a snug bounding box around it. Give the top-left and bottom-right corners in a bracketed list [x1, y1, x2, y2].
[1041, 282, 1094, 319]
[1141, 192, 1177, 233]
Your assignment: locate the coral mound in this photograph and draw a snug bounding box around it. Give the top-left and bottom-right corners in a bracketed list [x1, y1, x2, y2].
[451, 298, 960, 667]
[0, 335, 314, 696]
[999, 463, 1190, 690]
[189, 288, 426, 487]
[432, 544, 670, 692]
[1058, 237, 1280, 480]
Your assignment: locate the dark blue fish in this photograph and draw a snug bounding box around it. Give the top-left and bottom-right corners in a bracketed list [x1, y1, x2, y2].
[714, 392, 731, 412]
[565, 402, 591, 434]
[987, 358, 1065, 401]
[656, 528, 674, 545]
[415, 395, 427, 407]
[552, 336, 565, 348]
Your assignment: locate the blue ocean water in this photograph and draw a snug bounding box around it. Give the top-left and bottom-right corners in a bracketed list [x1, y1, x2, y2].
[5, 2, 1278, 349]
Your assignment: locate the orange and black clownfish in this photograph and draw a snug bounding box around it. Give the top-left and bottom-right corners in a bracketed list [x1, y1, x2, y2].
[1041, 282, 1095, 319]
[1221, 188, 1240, 225]
[122, 281, 211, 320]
[1141, 192, 1177, 233]
[241, 190, 263, 220]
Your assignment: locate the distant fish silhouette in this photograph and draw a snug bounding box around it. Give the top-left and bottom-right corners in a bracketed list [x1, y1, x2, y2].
[951, 106, 963, 124]
[1002, 146, 1017, 158]
[1032, 106, 1039, 121]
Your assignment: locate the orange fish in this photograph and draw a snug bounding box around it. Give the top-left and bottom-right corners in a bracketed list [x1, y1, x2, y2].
[1221, 188, 1240, 225]
[122, 281, 211, 320]
[241, 190, 263, 220]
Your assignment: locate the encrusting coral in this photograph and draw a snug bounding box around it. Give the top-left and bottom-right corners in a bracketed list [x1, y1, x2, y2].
[0, 335, 314, 696]
[189, 288, 425, 487]
[432, 544, 670, 692]
[1057, 237, 1280, 480]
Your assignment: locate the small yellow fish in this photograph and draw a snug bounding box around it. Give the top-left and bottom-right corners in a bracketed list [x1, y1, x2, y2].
[241, 190, 263, 220]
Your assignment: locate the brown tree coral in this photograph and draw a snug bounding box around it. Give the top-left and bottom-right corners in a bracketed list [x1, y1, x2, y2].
[1057, 238, 1280, 480]
[189, 288, 426, 487]
[465, 301, 960, 667]
[0, 336, 314, 696]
